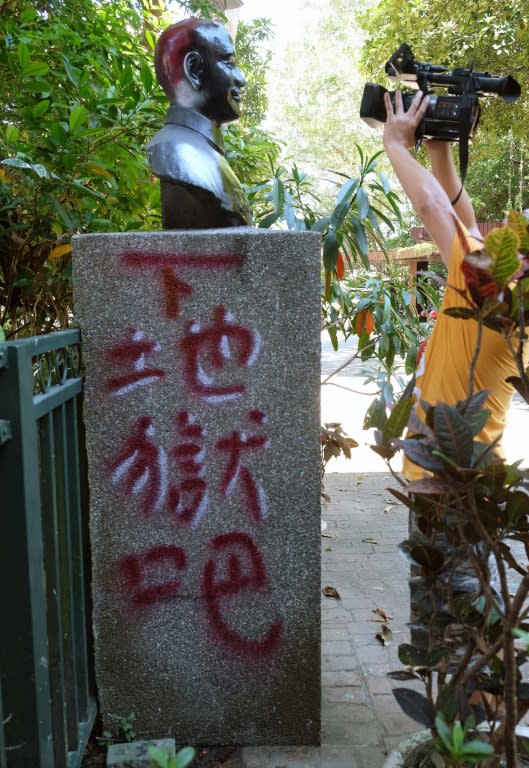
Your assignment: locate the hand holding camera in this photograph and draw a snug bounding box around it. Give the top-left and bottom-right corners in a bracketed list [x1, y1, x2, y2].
[383, 90, 430, 151]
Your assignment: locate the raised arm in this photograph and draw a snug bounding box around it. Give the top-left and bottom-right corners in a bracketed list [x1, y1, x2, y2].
[424, 140, 479, 236]
[383, 90, 460, 267]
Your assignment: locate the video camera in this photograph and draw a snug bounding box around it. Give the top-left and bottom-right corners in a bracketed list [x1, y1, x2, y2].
[360, 43, 521, 144]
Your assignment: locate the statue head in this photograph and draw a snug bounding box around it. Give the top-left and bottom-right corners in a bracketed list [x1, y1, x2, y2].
[155, 18, 246, 125]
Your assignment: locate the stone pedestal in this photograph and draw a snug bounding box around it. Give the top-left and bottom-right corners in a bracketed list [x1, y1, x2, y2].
[73, 228, 321, 745]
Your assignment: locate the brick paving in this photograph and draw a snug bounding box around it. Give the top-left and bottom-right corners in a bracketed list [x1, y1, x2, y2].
[229, 470, 417, 768]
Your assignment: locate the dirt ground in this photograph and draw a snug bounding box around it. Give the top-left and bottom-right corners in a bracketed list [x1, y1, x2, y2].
[81, 738, 238, 768]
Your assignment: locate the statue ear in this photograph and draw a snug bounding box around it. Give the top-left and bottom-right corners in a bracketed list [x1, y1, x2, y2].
[183, 51, 204, 91]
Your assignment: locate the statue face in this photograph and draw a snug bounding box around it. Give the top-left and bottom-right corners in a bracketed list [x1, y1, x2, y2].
[197, 25, 246, 124]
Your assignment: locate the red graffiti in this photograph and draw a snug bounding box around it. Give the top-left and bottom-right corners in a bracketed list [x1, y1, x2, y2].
[106, 328, 165, 396]
[108, 416, 167, 514]
[167, 411, 208, 527]
[181, 306, 261, 402]
[216, 411, 269, 522]
[161, 267, 193, 319]
[120, 251, 243, 320]
[120, 251, 243, 270]
[118, 545, 187, 606]
[202, 532, 283, 656]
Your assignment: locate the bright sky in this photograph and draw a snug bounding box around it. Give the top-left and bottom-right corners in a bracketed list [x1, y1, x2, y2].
[239, 0, 317, 44]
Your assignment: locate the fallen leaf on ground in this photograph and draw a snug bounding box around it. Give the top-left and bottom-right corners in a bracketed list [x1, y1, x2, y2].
[384, 505, 394, 514]
[362, 537, 379, 544]
[372, 607, 393, 622]
[375, 624, 393, 646]
[322, 585, 341, 600]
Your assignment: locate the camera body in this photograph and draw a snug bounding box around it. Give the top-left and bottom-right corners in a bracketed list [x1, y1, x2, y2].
[360, 43, 520, 143]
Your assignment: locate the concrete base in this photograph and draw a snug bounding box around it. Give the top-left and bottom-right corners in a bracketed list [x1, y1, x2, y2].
[107, 738, 175, 767]
[73, 229, 322, 746]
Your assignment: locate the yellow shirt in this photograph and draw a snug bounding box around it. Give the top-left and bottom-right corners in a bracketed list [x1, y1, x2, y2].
[403, 224, 522, 482]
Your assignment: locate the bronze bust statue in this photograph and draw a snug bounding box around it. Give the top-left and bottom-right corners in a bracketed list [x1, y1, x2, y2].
[147, 18, 253, 229]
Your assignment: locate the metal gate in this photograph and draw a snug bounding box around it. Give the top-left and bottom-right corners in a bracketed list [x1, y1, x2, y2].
[0, 329, 96, 768]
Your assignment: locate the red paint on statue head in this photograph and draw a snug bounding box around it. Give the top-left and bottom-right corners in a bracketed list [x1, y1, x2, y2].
[155, 18, 201, 101]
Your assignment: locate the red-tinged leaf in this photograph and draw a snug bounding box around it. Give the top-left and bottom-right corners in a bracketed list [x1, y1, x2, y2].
[370, 444, 398, 460]
[461, 261, 498, 307]
[386, 488, 417, 511]
[336, 249, 345, 280]
[392, 438, 446, 472]
[506, 375, 529, 404]
[354, 308, 375, 336]
[406, 477, 462, 495]
[392, 688, 436, 727]
[398, 540, 444, 571]
[433, 403, 473, 468]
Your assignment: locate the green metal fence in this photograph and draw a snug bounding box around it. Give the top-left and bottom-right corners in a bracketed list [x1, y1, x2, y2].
[0, 329, 96, 768]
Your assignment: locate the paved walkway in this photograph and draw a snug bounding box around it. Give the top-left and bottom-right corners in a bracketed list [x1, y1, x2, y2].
[231, 470, 415, 768]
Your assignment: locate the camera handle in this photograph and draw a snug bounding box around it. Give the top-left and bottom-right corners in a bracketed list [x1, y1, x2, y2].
[457, 95, 476, 188]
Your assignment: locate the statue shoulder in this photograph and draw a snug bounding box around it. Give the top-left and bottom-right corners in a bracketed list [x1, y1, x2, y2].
[146, 124, 217, 186]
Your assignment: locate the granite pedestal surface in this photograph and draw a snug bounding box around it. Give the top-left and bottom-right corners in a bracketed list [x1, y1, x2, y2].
[73, 228, 322, 746]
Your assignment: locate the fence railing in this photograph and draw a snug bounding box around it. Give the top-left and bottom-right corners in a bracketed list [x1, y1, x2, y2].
[0, 329, 96, 768]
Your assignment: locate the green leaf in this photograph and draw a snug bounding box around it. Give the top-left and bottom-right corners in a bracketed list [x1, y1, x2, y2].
[383, 392, 413, 441]
[356, 187, 369, 219]
[363, 397, 387, 430]
[507, 210, 529, 252]
[48, 195, 78, 229]
[348, 215, 369, 257]
[327, 324, 338, 351]
[140, 62, 153, 92]
[272, 176, 285, 216]
[1, 157, 32, 170]
[30, 163, 49, 179]
[17, 42, 30, 69]
[435, 713, 454, 751]
[32, 100, 50, 119]
[5, 125, 19, 143]
[69, 104, 89, 133]
[460, 740, 494, 756]
[19, 8, 37, 22]
[258, 211, 279, 229]
[62, 55, 81, 87]
[485, 225, 521, 288]
[23, 61, 50, 78]
[336, 177, 359, 205]
[452, 720, 464, 753]
[443, 307, 476, 320]
[144, 28, 155, 50]
[405, 344, 418, 375]
[323, 229, 339, 272]
[330, 199, 352, 230]
[174, 747, 196, 768]
[147, 745, 170, 767]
